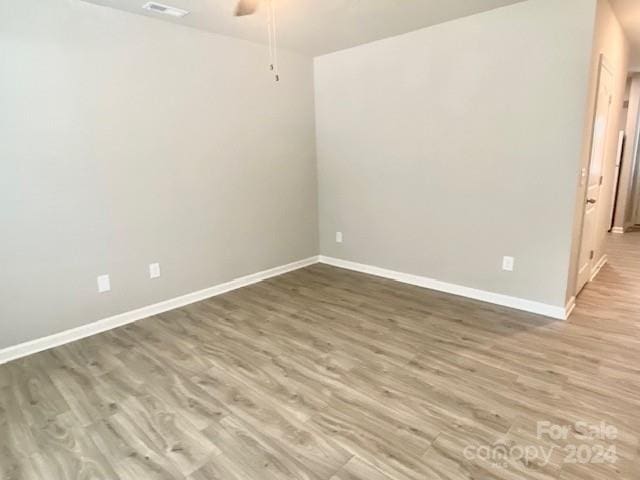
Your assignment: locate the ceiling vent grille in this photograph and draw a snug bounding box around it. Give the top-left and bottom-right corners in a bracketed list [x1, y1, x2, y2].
[142, 2, 189, 17]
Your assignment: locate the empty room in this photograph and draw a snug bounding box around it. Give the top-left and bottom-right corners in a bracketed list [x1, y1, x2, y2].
[1, 0, 639, 479]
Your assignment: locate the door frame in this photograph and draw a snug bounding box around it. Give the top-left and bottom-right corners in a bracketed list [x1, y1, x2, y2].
[573, 54, 614, 296]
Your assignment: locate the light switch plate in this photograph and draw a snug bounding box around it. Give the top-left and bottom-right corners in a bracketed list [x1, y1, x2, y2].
[336, 232, 343, 243]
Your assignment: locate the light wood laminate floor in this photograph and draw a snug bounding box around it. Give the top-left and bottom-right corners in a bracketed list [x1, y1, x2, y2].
[1, 234, 639, 480]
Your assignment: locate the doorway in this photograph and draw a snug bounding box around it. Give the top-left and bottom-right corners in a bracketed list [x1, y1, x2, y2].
[629, 133, 640, 225]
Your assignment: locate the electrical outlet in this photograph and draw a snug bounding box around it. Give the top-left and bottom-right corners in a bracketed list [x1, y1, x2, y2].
[149, 263, 161, 279]
[97, 274, 111, 293]
[502, 256, 515, 272]
[336, 232, 343, 243]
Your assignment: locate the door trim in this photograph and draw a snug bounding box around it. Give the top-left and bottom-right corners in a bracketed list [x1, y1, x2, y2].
[590, 254, 608, 282]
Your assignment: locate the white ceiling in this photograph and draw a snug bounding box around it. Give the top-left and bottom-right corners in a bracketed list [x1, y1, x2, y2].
[81, 0, 526, 56]
[610, 0, 640, 71]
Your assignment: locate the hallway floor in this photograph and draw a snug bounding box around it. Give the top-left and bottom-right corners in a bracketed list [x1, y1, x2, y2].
[573, 230, 640, 322]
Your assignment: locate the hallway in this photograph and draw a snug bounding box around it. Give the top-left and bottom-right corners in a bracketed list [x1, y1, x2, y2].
[573, 231, 640, 322]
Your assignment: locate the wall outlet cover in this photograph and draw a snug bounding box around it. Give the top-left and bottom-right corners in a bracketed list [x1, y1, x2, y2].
[97, 274, 111, 293]
[502, 256, 515, 272]
[336, 232, 343, 243]
[149, 263, 161, 279]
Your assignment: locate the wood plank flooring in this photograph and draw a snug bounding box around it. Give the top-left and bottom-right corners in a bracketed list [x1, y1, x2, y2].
[1, 234, 639, 479]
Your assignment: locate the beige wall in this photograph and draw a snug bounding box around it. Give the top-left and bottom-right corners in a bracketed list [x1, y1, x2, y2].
[1, 0, 624, 351]
[566, 0, 630, 301]
[315, 0, 597, 308]
[0, 0, 318, 348]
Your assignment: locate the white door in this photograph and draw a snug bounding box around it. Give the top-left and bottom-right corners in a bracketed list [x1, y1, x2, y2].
[576, 57, 613, 295]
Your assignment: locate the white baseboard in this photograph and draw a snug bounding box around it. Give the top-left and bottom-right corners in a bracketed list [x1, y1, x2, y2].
[1, 253, 572, 364]
[590, 255, 607, 282]
[318, 256, 567, 320]
[611, 227, 625, 234]
[0, 256, 319, 365]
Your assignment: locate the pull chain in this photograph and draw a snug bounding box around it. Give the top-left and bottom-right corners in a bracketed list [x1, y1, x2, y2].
[267, 0, 279, 82]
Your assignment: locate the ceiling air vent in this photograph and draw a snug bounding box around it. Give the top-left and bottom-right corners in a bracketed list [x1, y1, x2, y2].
[142, 2, 189, 17]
